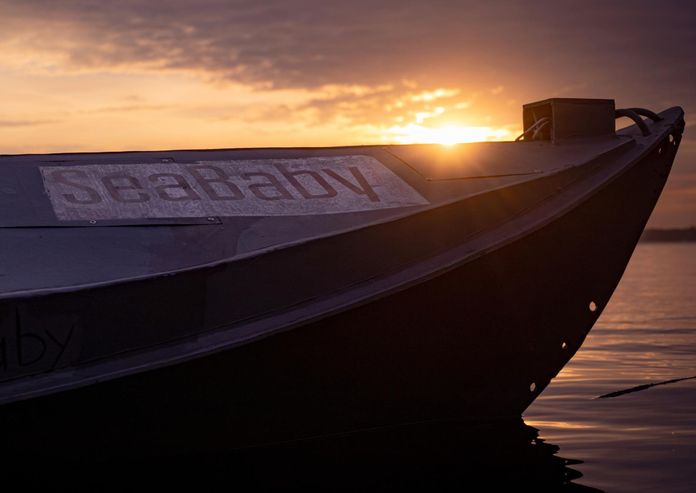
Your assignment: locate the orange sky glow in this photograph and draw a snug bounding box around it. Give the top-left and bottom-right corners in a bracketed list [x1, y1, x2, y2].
[0, 63, 517, 151]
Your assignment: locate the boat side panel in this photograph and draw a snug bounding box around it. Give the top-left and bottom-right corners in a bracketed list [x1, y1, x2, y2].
[0, 128, 681, 457]
[0, 163, 593, 382]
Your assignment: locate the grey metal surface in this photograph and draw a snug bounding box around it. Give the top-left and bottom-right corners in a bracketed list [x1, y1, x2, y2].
[382, 135, 630, 180]
[0, 125, 646, 297]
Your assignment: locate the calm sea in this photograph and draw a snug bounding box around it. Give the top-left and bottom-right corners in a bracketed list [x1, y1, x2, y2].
[525, 242, 696, 492]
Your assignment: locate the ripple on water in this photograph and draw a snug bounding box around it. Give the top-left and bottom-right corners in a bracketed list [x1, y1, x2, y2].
[525, 243, 696, 493]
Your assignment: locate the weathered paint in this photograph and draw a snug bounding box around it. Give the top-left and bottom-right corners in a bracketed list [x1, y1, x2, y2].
[40, 155, 428, 220]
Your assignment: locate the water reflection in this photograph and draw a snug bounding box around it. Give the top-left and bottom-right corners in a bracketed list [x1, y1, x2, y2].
[6, 418, 599, 489]
[149, 419, 598, 490]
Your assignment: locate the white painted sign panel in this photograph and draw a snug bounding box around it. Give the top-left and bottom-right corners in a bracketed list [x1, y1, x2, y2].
[40, 155, 428, 220]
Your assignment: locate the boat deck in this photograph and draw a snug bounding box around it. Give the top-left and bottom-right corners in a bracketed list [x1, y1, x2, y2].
[0, 135, 634, 297]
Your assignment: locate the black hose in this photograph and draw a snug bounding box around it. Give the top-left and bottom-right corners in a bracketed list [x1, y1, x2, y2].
[615, 109, 651, 136]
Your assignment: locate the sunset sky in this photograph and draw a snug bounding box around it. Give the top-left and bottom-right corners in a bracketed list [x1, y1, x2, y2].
[0, 0, 694, 226]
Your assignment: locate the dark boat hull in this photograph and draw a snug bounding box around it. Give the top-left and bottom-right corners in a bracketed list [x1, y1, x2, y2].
[0, 122, 680, 459]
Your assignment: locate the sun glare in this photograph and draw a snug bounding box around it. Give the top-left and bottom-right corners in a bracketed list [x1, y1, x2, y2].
[385, 124, 512, 146]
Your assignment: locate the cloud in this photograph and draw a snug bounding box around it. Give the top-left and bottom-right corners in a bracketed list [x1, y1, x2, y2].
[1, 0, 695, 96]
[1, 2, 694, 147]
[1, 0, 694, 138]
[2, 0, 693, 159]
[83, 103, 173, 114]
[0, 118, 59, 127]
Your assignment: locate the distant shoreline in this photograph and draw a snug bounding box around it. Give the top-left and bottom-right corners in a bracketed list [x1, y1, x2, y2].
[640, 227, 696, 242]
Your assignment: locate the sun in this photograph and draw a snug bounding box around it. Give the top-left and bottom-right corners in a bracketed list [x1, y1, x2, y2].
[385, 123, 512, 145]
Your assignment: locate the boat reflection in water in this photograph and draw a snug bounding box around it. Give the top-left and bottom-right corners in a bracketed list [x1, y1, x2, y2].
[193, 419, 601, 490]
[6, 417, 601, 491]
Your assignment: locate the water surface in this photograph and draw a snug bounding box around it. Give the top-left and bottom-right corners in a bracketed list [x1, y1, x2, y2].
[525, 242, 696, 492]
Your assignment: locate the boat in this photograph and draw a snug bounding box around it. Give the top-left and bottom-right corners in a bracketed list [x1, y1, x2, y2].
[0, 98, 685, 459]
